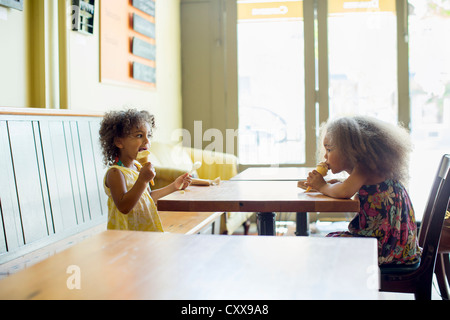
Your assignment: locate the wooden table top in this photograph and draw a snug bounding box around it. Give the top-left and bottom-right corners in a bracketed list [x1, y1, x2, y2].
[157, 180, 360, 213]
[159, 211, 222, 234]
[0, 230, 379, 300]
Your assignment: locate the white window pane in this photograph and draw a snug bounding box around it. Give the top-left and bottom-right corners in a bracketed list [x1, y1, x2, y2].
[237, 1, 305, 164]
[328, 4, 398, 124]
[408, 0, 450, 220]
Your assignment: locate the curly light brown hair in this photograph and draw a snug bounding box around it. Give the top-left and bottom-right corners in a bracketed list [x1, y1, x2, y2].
[318, 116, 413, 183]
[99, 109, 156, 166]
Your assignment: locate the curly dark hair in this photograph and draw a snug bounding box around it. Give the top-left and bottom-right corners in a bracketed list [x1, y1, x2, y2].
[99, 109, 156, 166]
[318, 116, 412, 183]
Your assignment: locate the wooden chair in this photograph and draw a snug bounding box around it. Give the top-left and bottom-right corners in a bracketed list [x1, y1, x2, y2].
[444, 253, 450, 296]
[435, 207, 450, 299]
[379, 154, 450, 300]
[421, 159, 450, 299]
[435, 253, 449, 299]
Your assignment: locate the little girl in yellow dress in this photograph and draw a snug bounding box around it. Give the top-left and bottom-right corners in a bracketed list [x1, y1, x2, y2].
[99, 109, 192, 232]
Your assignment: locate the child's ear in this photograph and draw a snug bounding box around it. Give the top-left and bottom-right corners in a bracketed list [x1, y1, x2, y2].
[114, 137, 124, 149]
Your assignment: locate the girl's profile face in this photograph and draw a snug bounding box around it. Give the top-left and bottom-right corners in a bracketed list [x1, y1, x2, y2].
[323, 134, 349, 174]
[115, 122, 152, 161]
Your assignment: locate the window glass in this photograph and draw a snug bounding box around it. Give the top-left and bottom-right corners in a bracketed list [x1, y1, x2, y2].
[408, 0, 450, 218]
[237, 1, 305, 164]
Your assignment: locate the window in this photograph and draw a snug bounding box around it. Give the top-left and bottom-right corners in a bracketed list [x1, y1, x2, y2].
[237, 0, 399, 166]
[237, 0, 305, 165]
[408, 0, 450, 217]
[236, 0, 450, 219]
[328, 1, 398, 123]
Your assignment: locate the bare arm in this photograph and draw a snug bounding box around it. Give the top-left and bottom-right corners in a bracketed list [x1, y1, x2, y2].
[150, 173, 192, 202]
[307, 167, 366, 199]
[106, 167, 151, 214]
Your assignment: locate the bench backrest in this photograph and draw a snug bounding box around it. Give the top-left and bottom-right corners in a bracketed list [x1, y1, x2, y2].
[0, 111, 107, 264]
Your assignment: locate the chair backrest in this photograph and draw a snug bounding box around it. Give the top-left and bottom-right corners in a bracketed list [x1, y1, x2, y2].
[418, 155, 450, 245]
[418, 154, 450, 270]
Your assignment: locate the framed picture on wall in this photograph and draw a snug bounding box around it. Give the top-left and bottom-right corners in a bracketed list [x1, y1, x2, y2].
[71, 0, 95, 35]
[100, 0, 156, 89]
[0, 0, 24, 11]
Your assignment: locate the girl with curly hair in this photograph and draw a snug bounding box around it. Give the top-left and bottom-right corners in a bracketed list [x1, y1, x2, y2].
[306, 116, 421, 266]
[99, 109, 191, 232]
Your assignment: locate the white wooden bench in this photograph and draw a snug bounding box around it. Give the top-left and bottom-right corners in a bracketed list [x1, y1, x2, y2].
[0, 109, 221, 278]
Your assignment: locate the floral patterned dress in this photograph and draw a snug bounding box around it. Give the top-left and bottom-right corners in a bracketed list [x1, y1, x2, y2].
[327, 180, 421, 265]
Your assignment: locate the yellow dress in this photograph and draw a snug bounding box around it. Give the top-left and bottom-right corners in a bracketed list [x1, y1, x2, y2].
[104, 162, 164, 232]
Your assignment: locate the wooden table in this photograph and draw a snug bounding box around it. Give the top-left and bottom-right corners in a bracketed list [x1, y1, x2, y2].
[157, 180, 359, 236]
[159, 211, 223, 235]
[0, 230, 379, 300]
[230, 167, 348, 236]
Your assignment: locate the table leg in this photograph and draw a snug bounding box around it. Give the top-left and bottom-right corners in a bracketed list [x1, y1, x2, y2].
[256, 212, 276, 236]
[295, 212, 309, 236]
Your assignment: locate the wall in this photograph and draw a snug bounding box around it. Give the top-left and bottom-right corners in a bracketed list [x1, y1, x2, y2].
[180, 0, 238, 152]
[0, 2, 29, 107]
[0, 0, 182, 143]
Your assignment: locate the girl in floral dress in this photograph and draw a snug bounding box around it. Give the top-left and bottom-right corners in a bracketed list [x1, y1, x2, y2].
[306, 116, 421, 266]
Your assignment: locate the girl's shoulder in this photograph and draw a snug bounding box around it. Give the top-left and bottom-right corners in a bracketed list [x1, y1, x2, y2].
[105, 165, 141, 188]
[106, 163, 141, 172]
[106, 165, 139, 179]
[106, 165, 126, 174]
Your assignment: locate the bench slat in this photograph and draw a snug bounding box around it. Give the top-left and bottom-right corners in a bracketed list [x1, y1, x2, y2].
[8, 121, 49, 244]
[0, 121, 23, 252]
[77, 121, 104, 221]
[66, 121, 90, 224]
[40, 120, 78, 231]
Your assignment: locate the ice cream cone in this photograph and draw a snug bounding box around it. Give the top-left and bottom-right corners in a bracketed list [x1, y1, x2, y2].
[137, 150, 154, 186]
[306, 162, 328, 192]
